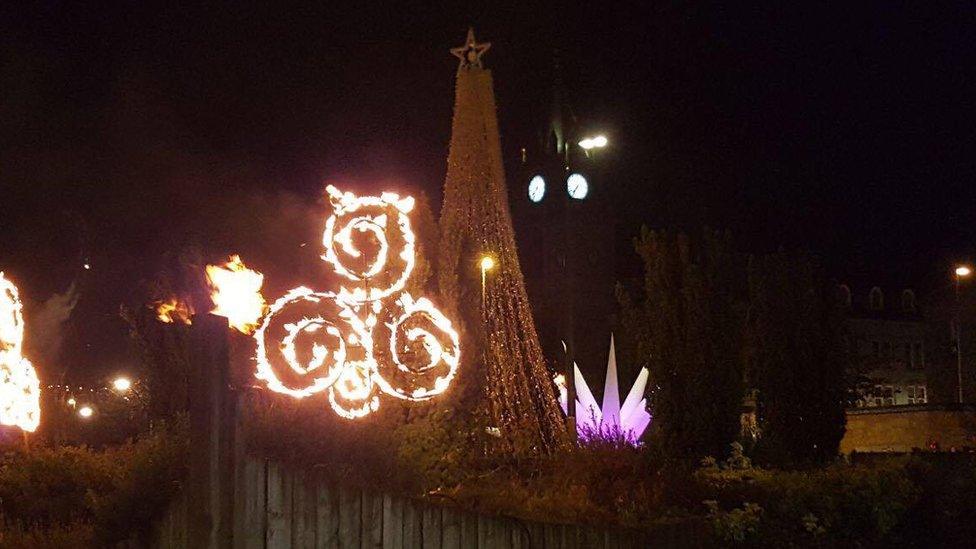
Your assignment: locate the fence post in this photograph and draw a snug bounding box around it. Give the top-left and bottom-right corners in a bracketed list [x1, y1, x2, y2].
[187, 313, 236, 548]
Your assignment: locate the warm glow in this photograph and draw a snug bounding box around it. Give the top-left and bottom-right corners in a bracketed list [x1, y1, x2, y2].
[0, 273, 41, 432]
[578, 135, 608, 150]
[67, 397, 76, 407]
[78, 405, 93, 419]
[112, 377, 131, 392]
[206, 254, 267, 334]
[155, 298, 193, 325]
[480, 256, 495, 272]
[956, 266, 972, 277]
[254, 187, 460, 419]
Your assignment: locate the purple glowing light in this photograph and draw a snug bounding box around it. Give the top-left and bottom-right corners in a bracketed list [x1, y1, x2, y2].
[557, 335, 651, 445]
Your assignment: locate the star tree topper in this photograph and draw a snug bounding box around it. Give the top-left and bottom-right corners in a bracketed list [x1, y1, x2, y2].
[451, 28, 491, 70]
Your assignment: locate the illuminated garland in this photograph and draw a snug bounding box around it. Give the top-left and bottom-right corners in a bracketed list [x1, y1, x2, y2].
[254, 186, 460, 418]
[0, 273, 41, 432]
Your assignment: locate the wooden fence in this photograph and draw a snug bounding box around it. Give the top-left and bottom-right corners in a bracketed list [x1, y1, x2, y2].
[152, 315, 648, 548]
[154, 454, 645, 548]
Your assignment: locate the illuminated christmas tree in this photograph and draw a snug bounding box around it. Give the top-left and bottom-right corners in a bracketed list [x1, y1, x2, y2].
[439, 29, 566, 453]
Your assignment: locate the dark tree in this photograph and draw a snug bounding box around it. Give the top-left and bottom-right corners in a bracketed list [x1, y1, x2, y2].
[618, 228, 745, 460]
[747, 251, 848, 466]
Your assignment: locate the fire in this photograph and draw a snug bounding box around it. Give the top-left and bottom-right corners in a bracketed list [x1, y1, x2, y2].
[206, 255, 267, 334]
[155, 298, 193, 325]
[0, 272, 41, 432]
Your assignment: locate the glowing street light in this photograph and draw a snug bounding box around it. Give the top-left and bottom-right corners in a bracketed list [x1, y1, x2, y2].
[578, 135, 608, 150]
[955, 265, 972, 404]
[78, 406, 94, 419]
[66, 397, 76, 407]
[480, 255, 496, 308]
[112, 376, 132, 392]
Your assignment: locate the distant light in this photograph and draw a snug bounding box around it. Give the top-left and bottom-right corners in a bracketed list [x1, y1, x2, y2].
[528, 175, 546, 203]
[956, 266, 972, 277]
[567, 173, 589, 200]
[83, 263, 91, 270]
[578, 135, 608, 150]
[67, 397, 76, 407]
[480, 256, 496, 272]
[112, 377, 132, 392]
[78, 406, 94, 419]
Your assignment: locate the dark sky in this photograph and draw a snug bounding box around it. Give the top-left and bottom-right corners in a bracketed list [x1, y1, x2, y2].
[1, 2, 974, 380]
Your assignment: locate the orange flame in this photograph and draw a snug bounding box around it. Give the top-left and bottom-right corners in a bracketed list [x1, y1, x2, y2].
[155, 298, 193, 325]
[0, 272, 41, 432]
[206, 255, 267, 334]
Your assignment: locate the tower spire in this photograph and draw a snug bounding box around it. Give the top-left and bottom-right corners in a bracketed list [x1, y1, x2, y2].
[439, 30, 566, 453]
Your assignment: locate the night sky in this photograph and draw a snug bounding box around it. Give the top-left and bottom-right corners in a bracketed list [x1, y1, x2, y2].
[1, 3, 973, 381]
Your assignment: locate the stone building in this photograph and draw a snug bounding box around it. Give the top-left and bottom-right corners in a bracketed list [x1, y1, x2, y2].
[841, 284, 945, 407]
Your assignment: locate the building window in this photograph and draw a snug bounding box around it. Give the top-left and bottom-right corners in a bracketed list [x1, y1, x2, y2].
[838, 284, 852, 308]
[901, 289, 916, 313]
[907, 385, 927, 405]
[869, 287, 884, 310]
[910, 342, 924, 369]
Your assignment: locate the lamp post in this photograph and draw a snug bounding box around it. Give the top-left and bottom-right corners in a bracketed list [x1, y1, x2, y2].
[955, 265, 971, 403]
[480, 255, 495, 309]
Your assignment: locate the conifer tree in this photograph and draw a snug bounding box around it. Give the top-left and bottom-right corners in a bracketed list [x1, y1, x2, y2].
[747, 251, 847, 465]
[438, 30, 565, 453]
[618, 228, 745, 460]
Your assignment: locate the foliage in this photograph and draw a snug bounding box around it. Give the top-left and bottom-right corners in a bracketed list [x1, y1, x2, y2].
[617, 228, 745, 461]
[746, 251, 848, 466]
[694, 457, 924, 546]
[704, 499, 763, 543]
[0, 420, 187, 547]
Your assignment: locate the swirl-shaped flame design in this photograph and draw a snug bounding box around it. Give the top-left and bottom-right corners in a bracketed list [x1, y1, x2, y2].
[0, 273, 41, 432]
[253, 187, 459, 419]
[373, 294, 460, 401]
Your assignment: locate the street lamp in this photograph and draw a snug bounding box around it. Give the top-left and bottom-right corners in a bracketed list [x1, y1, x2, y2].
[480, 255, 495, 308]
[578, 135, 608, 150]
[78, 405, 94, 419]
[112, 376, 131, 392]
[955, 265, 971, 403]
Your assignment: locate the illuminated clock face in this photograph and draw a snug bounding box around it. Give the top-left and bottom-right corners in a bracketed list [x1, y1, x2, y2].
[567, 173, 588, 200]
[528, 175, 546, 203]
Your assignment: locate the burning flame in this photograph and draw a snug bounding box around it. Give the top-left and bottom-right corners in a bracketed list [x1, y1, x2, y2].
[0, 273, 41, 432]
[254, 187, 460, 419]
[206, 255, 267, 334]
[155, 298, 193, 325]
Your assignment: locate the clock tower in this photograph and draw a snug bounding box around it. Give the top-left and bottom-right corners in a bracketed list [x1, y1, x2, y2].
[511, 73, 617, 391]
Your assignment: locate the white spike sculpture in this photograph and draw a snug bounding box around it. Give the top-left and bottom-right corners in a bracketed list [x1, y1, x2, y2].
[557, 334, 651, 445]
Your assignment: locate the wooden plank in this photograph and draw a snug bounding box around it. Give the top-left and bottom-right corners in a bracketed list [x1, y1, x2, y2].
[421, 505, 442, 549]
[338, 486, 362, 548]
[459, 512, 478, 549]
[315, 482, 339, 548]
[440, 508, 460, 549]
[485, 517, 507, 549]
[362, 491, 383, 548]
[239, 458, 266, 549]
[402, 499, 423, 548]
[526, 522, 545, 549]
[543, 523, 561, 549]
[292, 471, 316, 548]
[266, 462, 293, 549]
[382, 494, 404, 549]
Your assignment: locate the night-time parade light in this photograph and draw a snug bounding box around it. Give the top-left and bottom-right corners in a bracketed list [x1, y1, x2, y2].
[0, 273, 41, 432]
[254, 186, 460, 419]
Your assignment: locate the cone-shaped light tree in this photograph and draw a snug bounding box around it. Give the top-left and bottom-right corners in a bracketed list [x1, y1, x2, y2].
[439, 29, 566, 453]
